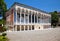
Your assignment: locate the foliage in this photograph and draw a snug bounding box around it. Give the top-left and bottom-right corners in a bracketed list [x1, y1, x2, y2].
[2, 33, 7, 36]
[0, 35, 8, 41]
[0, 26, 7, 32]
[0, 0, 7, 25]
[0, 19, 5, 24]
[51, 11, 59, 27]
[0, 0, 7, 19]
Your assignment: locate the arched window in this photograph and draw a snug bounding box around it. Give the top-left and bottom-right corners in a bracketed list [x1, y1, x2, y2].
[21, 9, 24, 17]
[25, 10, 28, 16]
[17, 8, 20, 14]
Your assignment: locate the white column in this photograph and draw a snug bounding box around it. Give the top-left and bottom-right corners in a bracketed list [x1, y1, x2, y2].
[15, 25, 17, 31]
[24, 25, 25, 31]
[28, 10, 29, 24]
[34, 12, 35, 23]
[20, 9, 22, 24]
[24, 9, 25, 24]
[19, 8, 20, 24]
[28, 25, 29, 30]
[19, 25, 21, 31]
[31, 25, 32, 30]
[40, 14, 41, 23]
[16, 8, 17, 24]
[37, 12, 38, 23]
[15, 8, 17, 31]
[31, 11, 32, 23]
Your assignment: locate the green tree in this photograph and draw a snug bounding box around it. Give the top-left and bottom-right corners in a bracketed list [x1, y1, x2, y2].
[0, 0, 7, 32]
[0, 0, 7, 24]
[51, 11, 59, 27]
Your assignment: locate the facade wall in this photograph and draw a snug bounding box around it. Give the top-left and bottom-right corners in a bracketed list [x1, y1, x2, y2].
[34, 25, 43, 30]
[6, 4, 51, 31]
[6, 10, 14, 25]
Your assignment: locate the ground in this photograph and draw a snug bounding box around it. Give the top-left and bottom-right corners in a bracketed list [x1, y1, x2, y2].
[6, 27, 60, 41]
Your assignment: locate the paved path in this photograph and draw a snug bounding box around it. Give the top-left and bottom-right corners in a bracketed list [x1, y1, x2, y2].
[7, 28, 60, 41]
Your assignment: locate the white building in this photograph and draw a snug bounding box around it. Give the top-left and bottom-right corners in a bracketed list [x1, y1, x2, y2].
[6, 2, 51, 31]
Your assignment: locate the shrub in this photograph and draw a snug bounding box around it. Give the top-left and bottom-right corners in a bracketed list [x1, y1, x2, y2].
[2, 33, 7, 36]
[0, 35, 8, 41]
[0, 26, 7, 32]
[3, 27, 7, 32]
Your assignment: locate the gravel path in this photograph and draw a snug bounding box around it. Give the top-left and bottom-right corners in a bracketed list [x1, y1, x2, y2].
[7, 28, 60, 41]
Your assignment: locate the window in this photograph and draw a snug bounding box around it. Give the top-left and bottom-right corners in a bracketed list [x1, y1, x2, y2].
[32, 25, 34, 30]
[17, 8, 20, 13]
[39, 27, 40, 29]
[22, 9, 24, 13]
[26, 10, 28, 14]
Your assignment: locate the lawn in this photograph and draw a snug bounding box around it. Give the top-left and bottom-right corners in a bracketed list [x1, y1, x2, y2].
[0, 35, 8, 41]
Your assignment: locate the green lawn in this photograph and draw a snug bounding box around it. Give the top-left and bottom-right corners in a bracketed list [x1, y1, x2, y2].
[0, 35, 8, 41]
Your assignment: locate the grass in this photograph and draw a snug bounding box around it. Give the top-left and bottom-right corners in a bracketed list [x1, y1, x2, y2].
[0, 35, 8, 41]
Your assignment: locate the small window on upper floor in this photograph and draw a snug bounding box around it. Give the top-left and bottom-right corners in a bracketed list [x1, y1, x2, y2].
[17, 8, 20, 14]
[22, 9, 24, 14]
[26, 10, 28, 14]
[29, 11, 31, 14]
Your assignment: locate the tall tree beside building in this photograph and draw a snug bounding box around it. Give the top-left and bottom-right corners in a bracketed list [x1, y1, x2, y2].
[0, 0, 7, 24]
[51, 11, 59, 27]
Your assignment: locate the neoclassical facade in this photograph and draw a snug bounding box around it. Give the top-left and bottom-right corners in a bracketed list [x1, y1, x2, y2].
[6, 2, 51, 31]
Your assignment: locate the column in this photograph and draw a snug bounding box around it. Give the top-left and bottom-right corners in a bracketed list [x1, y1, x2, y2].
[15, 8, 17, 31]
[28, 25, 29, 30]
[15, 25, 17, 31]
[31, 11, 32, 23]
[20, 8, 22, 24]
[34, 12, 35, 23]
[20, 25, 21, 31]
[24, 25, 25, 31]
[31, 25, 32, 30]
[37, 12, 38, 23]
[19, 9, 21, 23]
[28, 10, 29, 24]
[16, 8, 17, 24]
[24, 9, 25, 24]
[40, 14, 42, 23]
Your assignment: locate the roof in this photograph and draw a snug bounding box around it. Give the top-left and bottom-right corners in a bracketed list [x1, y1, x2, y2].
[8, 2, 49, 14]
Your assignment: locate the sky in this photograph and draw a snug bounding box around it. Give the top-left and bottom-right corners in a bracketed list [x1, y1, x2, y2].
[4, 0, 60, 12]
[0, 0, 60, 19]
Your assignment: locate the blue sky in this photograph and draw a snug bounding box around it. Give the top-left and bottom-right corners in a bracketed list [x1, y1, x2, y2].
[4, 0, 60, 12]
[0, 0, 60, 19]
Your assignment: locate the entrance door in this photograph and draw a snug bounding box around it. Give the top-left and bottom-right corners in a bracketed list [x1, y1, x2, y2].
[21, 25, 24, 31]
[17, 25, 20, 31]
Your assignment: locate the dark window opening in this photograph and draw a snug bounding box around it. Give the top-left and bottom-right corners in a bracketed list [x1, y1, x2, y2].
[32, 25, 34, 30]
[39, 27, 40, 29]
[21, 14, 24, 17]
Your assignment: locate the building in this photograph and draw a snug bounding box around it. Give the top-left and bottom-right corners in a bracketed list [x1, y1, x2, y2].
[6, 2, 51, 31]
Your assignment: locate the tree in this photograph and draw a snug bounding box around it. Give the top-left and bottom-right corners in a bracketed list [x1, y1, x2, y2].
[51, 11, 59, 27]
[0, 0, 7, 32]
[0, 0, 7, 24]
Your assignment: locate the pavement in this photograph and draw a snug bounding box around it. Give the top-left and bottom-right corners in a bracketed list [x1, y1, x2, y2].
[6, 28, 60, 41]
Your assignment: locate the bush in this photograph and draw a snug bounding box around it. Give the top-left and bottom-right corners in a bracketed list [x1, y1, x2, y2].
[0, 35, 8, 41]
[0, 26, 7, 32]
[2, 33, 7, 36]
[3, 27, 7, 32]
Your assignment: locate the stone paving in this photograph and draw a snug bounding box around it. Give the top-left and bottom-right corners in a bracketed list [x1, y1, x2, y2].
[6, 28, 60, 41]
